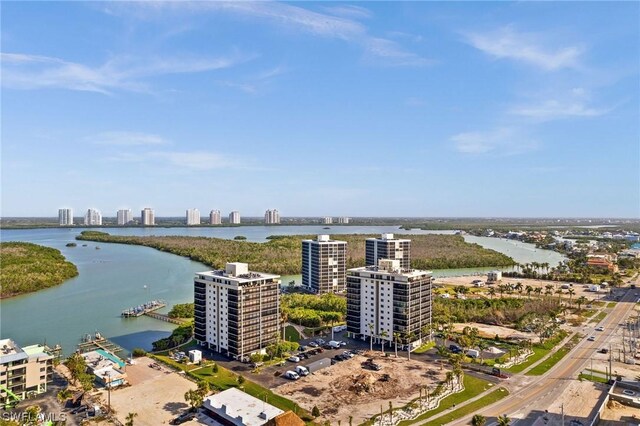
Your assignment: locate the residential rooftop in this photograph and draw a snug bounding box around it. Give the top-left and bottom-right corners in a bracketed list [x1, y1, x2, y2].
[202, 387, 284, 426]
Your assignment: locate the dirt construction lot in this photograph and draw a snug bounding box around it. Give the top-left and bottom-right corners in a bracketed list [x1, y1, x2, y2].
[275, 351, 445, 425]
[95, 357, 197, 426]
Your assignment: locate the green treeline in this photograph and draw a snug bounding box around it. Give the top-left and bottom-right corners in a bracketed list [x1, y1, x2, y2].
[76, 231, 514, 275]
[168, 303, 194, 318]
[281, 293, 345, 328]
[0, 242, 79, 298]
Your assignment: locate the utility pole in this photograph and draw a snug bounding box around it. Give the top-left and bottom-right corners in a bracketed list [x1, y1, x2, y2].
[561, 403, 565, 426]
[609, 344, 612, 381]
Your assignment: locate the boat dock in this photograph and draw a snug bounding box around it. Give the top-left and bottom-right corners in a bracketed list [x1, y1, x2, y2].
[76, 332, 124, 355]
[121, 300, 166, 318]
[144, 311, 189, 325]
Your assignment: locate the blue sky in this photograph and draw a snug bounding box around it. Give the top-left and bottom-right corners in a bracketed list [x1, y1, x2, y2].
[2, 1, 638, 218]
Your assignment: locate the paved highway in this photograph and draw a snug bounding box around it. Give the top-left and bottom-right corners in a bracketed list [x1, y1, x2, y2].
[449, 286, 639, 426]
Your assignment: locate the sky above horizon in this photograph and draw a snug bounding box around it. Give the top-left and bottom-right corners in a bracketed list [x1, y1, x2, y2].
[2, 1, 639, 218]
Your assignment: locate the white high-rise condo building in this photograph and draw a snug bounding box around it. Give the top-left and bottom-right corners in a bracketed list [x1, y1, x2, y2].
[346, 259, 432, 349]
[141, 208, 155, 226]
[323, 217, 333, 224]
[117, 209, 133, 225]
[209, 210, 222, 225]
[229, 211, 241, 224]
[302, 235, 347, 294]
[58, 208, 73, 226]
[337, 217, 350, 224]
[366, 233, 411, 269]
[264, 209, 280, 224]
[186, 208, 200, 226]
[194, 262, 280, 359]
[84, 208, 102, 226]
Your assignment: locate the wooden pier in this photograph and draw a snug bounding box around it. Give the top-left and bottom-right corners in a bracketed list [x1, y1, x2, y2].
[76, 333, 125, 355]
[143, 311, 188, 325]
[121, 301, 166, 318]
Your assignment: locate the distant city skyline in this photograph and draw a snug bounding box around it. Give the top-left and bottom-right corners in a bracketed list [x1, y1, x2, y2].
[2, 2, 638, 218]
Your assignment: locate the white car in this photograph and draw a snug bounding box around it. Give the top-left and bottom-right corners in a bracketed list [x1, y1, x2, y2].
[287, 356, 300, 363]
[295, 365, 309, 376]
[284, 371, 300, 380]
[595, 326, 604, 331]
[587, 336, 596, 341]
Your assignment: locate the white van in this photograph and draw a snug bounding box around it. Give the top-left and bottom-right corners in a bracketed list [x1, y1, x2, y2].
[295, 365, 309, 376]
[328, 341, 341, 349]
[466, 349, 480, 358]
[284, 371, 300, 380]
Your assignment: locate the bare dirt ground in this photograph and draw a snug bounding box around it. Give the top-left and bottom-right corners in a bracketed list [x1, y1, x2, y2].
[435, 275, 609, 302]
[94, 357, 197, 426]
[275, 351, 445, 425]
[451, 322, 536, 340]
[600, 399, 640, 425]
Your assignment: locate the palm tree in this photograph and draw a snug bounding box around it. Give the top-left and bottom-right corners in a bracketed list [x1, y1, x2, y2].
[576, 296, 588, 311]
[534, 287, 543, 298]
[471, 414, 487, 426]
[444, 371, 454, 390]
[393, 332, 401, 358]
[406, 332, 416, 360]
[380, 329, 389, 354]
[525, 285, 533, 299]
[515, 282, 523, 297]
[125, 413, 138, 426]
[487, 287, 496, 299]
[568, 288, 575, 304]
[497, 414, 511, 426]
[555, 288, 564, 301]
[368, 323, 375, 351]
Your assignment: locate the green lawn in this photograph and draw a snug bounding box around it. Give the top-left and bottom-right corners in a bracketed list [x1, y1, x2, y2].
[414, 341, 436, 354]
[284, 325, 301, 342]
[579, 373, 609, 384]
[589, 311, 608, 324]
[392, 375, 492, 426]
[606, 302, 617, 308]
[418, 388, 510, 426]
[505, 330, 568, 374]
[152, 355, 312, 421]
[526, 334, 581, 376]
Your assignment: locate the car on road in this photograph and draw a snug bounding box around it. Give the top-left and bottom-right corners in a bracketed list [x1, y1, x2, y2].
[595, 326, 604, 331]
[170, 411, 196, 425]
[587, 336, 596, 341]
[599, 348, 609, 354]
[284, 370, 300, 380]
[287, 356, 300, 362]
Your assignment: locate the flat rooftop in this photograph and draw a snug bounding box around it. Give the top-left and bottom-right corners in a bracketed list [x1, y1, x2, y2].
[348, 265, 432, 278]
[197, 269, 280, 283]
[0, 338, 28, 364]
[203, 387, 283, 426]
[22, 344, 53, 361]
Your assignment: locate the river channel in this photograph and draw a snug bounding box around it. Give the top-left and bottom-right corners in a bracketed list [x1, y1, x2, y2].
[0, 226, 565, 355]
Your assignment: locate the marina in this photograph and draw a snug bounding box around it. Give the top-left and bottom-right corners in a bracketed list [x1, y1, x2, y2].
[121, 300, 166, 318]
[76, 332, 125, 355]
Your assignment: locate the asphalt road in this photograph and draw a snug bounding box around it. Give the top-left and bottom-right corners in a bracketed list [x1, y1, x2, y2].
[448, 285, 639, 426]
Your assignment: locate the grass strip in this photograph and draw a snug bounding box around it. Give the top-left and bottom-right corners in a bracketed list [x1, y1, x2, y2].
[589, 311, 608, 323]
[418, 388, 510, 426]
[414, 341, 436, 354]
[284, 325, 301, 342]
[389, 375, 491, 426]
[505, 330, 568, 374]
[579, 373, 609, 384]
[526, 334, 581, 376]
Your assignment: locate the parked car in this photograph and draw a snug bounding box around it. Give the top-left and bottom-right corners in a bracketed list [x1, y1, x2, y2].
[328, 341, 342, 349]
[363, 360, 382, 371]
[449, 345, 462, 353]
[308, 342, 319, 348]
[295, 365, 309, 376]
[298, 345, 307, 351]
[284, 371, 300, 380]
[288, 355, 300, 362]
[315, 338, 326, 345]
[170, 411, 196, 425]
[343, 351, 354, 358]
[71, 405, 88, 415]
[466, 349, 480, 358]
[333, 354, 346, 362]
[599, 348, 609, 354]
[299, 353, 308, 360]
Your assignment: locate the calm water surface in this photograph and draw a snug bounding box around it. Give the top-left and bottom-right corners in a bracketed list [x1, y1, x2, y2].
[0, 226, 565, 355]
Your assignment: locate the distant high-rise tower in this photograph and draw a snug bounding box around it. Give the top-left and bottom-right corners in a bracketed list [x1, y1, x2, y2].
[229, 211, 241, 224]
[58, 208, 73, 226]
[337, 217, 350, 224]
[117, 209, 133, 225]
[84, 208, 102, 226]
[209, 210, 221, 225]
[264, 209, 280, 224]
[141, 208, 155, 226]
[365, 233, 411, 269]
[302, 235, 347, 294]
[186, 208, 200, 226]
[323, 217, 333, 225]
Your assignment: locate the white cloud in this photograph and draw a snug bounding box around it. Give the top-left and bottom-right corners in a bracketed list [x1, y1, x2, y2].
[110, 2, 428, 67]
[509, 100, 608, 120]
[89, 131, 169, 146]
[1, 52, 250, 94]
[464, 26, 584, 71]
[149, 151, 237, 171]
[451, 127, 537, 155]
[322, 5, 372, 20]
